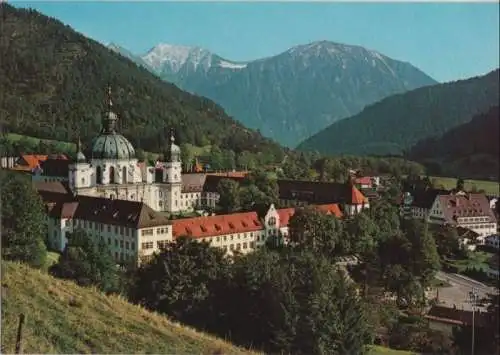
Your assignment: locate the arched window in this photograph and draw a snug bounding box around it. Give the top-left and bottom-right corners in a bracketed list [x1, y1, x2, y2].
[81, 178, 85, 186]
[109, 166, 115, 184]
[122, 166, 127, 184]
[96, 166, 103, 184]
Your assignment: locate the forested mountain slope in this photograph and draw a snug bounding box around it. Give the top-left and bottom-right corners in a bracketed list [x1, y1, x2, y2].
[409, 105, 499, 180]
[297, 69, 499, 156]
[0, 4, 285, 163]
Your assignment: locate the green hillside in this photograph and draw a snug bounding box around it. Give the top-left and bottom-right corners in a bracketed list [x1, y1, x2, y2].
[0, 4, 285, 162]
[408, 106, 499, 180]
[1, 261, 257, 354]
[297, 69, 499, 156]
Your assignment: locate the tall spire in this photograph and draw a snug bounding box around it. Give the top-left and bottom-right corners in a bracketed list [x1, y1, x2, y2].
[75, 136, 86, 163]
[102, 85, 118, 134]
[170, 128, 175, 144]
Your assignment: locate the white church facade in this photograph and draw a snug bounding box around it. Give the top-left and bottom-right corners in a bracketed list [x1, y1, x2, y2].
[34, 87, 197, 214]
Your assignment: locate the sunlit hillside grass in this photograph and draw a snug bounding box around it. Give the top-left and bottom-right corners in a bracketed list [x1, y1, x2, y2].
[1, 261, 257, 354]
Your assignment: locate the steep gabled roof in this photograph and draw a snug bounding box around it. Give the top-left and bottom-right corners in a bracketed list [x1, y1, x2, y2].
[438, 193, 497, 225]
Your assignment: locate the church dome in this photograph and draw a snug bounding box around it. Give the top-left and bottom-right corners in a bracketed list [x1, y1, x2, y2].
[91, 133, 135, 160]
[90, 86, 136, 160]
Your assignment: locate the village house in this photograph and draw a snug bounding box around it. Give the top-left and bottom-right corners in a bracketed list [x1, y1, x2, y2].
[427, 192, 498, 244]
[401, 187, 498, 247]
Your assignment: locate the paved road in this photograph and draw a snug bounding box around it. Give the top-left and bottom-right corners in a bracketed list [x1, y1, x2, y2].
[432, 271, 498, 311]
[436, 271, 498, 295]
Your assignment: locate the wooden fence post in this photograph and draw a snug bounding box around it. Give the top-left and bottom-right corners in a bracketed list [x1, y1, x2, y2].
[15, 313, 25, 354]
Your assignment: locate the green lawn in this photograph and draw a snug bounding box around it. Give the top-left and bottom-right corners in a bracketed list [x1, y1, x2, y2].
[429, 176, 499, 196]
[4, 133, 213, 162]
[446, 250, 493, 272]
[5, 133, 75, 152]
[367, 345, 418, 355]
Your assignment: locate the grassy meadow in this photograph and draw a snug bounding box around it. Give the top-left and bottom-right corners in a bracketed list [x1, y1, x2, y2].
[1, 261, 257, 354]
[429, 176, 499, 196]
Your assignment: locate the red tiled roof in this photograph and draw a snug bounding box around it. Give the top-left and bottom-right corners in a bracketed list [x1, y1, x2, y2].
[172, 203, 343, 240]
[351, 185, 369, 205]
[277, 208, 295, 226]
[315, 203, 344, 217]
[19, 155, 48, 169]
[172, 211, 263, 239]
[355, 177, 372, 185]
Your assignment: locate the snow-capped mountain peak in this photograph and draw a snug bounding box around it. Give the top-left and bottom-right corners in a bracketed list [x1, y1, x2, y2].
[142, 43, 215, 73]
[141, 43, 248, 73]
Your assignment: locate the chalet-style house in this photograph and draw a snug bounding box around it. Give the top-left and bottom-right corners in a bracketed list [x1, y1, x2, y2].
[36, 180, 344, 264]
[401, 188, 498, 245]
[427, 192, 497, 244]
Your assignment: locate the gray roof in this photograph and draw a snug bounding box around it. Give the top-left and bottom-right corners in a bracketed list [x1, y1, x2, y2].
[91, 133, 136, 160]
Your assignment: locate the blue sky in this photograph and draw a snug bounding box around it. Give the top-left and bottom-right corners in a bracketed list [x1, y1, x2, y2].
[13, 1, 500, 83]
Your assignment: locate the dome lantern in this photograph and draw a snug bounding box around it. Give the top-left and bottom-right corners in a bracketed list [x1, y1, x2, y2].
[90, 86, 136, 160]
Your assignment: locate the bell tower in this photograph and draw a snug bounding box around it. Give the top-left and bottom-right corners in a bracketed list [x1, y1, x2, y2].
[162, 128, 182, 212]
[68, 138, 91, 193]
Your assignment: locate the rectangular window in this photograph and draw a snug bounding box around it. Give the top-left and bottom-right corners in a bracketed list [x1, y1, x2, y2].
[230, 244, 234, 250]
[243, 242, 247, 249]
[115, 226, 118, 234]
[126, 242, 129, 250]
[108, 225, 111, 232]
[131, 242, 135, 250]
[120, 226, 124, 235]
[108, 238, 111, 245]
[114, 240, 118, 247]
[120, 240, 124, 248]
[236, 243, 241, 250]
[141, 229, 154, 236]
[141, 241, 154, 249]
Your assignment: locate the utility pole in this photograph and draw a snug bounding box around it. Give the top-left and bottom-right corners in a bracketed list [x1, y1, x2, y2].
[469, 287, 479, 355]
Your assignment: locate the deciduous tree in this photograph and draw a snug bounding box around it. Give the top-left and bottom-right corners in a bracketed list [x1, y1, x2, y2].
[51, 228, 119, 293]
[1, 171, 47, 268]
